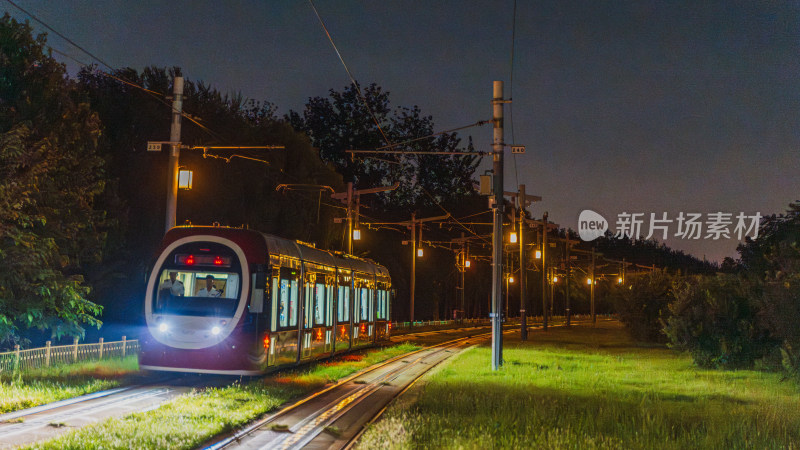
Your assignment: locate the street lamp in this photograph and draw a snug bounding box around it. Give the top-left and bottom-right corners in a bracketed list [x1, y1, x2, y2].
[535, 250, 542, 259]
[509, 232, 518, 244]
[352, 229, 361, 241]
[417, 247, 424, 257]
[178, 169, 193, 190]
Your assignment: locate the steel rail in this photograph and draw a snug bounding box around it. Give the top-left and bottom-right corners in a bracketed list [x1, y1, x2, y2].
[203, 327, 496, 450]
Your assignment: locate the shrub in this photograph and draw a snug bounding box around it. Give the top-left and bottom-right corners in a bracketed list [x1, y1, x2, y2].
[663, 274, 772, 369]
[610, 270, 674, 342]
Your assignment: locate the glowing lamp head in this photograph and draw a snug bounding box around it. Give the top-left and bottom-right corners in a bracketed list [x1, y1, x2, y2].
[618, 277, 623, 284]
[211, 326, 221, 335]
[553, 276, 558, 283]
[465, 260, 471, 268]
[509, 276, 514, 283]
[353, 229, 361, 240]
[535, 250, 542, 259]
[417, 248, 424, 257]
[587, 278, 593, 285]
[509, 232, 518, 244]
[178, 169, 193, 190]
[158, 323, 168, 332]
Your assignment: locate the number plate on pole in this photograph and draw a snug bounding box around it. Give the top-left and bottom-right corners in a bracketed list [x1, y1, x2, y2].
[147, 142, 162, 152]
[511, 145, 526, 154]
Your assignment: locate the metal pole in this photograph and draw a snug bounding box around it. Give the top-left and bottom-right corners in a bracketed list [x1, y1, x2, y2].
[591, 246, 596, 325]
[165, 76, 183, 233]
[410, 213, 416, 326]
[565, 242, 571, 327]
[491, 80, 505, 370]
[541, 211, 548, 331]
[519, 185, 527, 340]
[346, 182, 353, 254]
[461, 233, 466, 322]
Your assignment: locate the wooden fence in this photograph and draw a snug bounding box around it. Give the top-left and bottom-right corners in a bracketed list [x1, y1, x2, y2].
[0, 337, 139, 373]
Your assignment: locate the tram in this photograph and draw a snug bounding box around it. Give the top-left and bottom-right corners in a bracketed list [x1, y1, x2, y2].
[139, 226, 391, 375]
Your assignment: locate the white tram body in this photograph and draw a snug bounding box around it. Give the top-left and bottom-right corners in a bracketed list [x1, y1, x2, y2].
[139, 226, 392, 375]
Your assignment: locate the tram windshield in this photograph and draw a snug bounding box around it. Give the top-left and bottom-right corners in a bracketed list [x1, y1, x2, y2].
[152, 242, 242, 317]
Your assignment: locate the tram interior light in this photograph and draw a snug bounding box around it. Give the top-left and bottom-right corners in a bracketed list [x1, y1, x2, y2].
[178, 170, 193, 190]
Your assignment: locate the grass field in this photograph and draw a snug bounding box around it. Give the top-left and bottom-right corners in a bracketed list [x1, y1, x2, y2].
[357, 321, 800, 449]
[26, 342, 420, 449]
[0, 356, 139, 413]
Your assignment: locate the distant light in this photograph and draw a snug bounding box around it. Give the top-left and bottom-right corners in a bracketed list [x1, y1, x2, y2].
[178, 170, 193, 189]
[509, 232, 518, 244]
[587, 278, 592, 285]
[465, 260, 471, 268]
[353, 229, 361, 240]
[417, 248, 424, 257]
[158, 323, 168, 332]
[618, 277, 623, 284]
[553, 276, 558, 283]
[535, 250, 542, 259]
[211, 326, 221, 335]
[509, 276, 514, 283]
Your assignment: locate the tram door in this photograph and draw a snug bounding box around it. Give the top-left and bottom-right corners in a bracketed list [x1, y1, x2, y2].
[334, 268, 352, 353]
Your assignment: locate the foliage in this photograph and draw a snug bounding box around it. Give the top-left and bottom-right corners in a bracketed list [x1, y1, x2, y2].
[663, 274, 771, 369]
[0, 15, 106, 347]
[357, 322, 800, 449]
[739, 201, 800, 378]
[608, 270, 674, 342]
[287, 82, 481, 212]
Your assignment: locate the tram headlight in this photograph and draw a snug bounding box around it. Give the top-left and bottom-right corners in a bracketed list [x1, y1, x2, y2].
[158, 323, 169, 333]
[211, 326, 221, 335]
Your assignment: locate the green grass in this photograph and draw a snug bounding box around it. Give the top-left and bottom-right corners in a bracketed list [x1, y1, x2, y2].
[357, 321, 800, 449]
[0, 356, 139, 414]
[25, 342, 420, 449]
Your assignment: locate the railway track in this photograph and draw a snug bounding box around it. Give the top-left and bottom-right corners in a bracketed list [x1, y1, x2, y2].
[0, 374, 233, 449]
[201, 327, 507, 450]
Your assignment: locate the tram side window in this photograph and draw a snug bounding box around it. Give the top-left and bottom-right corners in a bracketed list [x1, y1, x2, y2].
[376, 290, 387, 320]
[325, 283, 334, 326]
[304, 280, 313, 329]
[360, 287, 370, 322]
[278, 277, 298, 328]
[337, 285, 350, 322]
[314, 282, 325, 326]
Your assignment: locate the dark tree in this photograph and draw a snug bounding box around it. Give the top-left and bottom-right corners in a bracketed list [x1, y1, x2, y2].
[0, 15, 106, 346]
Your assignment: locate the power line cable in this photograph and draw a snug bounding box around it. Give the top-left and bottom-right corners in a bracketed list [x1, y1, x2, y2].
[308, 0, 393, 147]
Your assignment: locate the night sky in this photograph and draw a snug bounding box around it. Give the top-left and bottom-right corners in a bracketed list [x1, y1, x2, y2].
[5, 1, 799, 262]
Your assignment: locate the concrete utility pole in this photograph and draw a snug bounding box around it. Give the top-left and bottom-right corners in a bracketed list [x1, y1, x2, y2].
[411, 213, 417, 325]
[541, 211, 549, 331]
[565, 241, 571, 327]
[490, 81, 506, 371]
[332, 182, 398, 254]
[460, 233, 467, 322]
[505, 184, 540, 340]
[591, 246, 596, 325]
[165, 76, 184, 233]
[398, 212, 449, 326]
